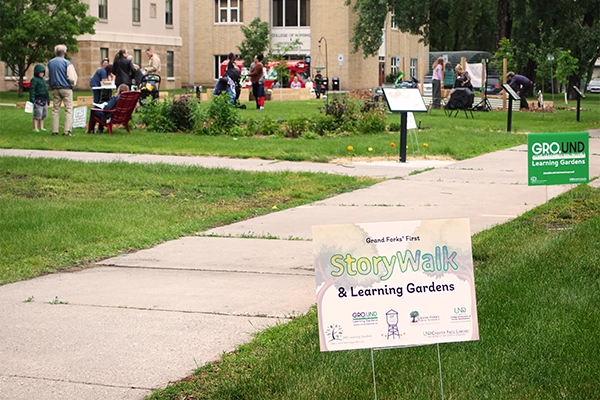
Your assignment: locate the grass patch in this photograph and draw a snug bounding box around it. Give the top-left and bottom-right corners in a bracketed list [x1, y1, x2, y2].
[0, 156, 379, 284]
[1, 95, 598, 162]
[146, 184, 600, 400]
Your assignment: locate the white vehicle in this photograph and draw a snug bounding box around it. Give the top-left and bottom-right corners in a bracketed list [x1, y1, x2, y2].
[586, 78, 600, 93]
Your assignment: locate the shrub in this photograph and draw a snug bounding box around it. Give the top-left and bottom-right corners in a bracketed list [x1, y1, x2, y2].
[137, 95, 200, 133]
[258, 117, 283, 136]
[283, 115, 310, 138]
[357, 102, 388, 134]
[320, 94, 360, 133]
[137, 97, 177, 133]
[170, 95, 198, 132]
[313, 114, 339, 136]
[196, 93, 241, 135]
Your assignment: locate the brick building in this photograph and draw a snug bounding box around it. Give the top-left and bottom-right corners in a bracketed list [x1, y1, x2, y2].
[1, 0, 427, 92]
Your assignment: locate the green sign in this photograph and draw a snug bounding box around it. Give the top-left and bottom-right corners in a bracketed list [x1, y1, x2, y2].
[528, 132, 589, 186]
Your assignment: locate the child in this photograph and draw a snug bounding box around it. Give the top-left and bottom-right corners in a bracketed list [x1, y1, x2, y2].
[29, 64, 50, 132]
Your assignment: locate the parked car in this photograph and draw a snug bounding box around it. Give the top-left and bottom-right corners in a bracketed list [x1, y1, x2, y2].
[485, 75, 502, 95]
[586, 78, 600, 93]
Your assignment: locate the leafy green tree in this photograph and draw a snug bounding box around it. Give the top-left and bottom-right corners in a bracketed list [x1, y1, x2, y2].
[345, 0, 496, 56]
[269, 39, 302, 87]
[0, 0, 97, 97]
[237, 18, 270, 68]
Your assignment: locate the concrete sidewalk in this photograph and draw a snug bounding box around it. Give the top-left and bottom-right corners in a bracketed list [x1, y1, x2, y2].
[1, 132, 599, 399]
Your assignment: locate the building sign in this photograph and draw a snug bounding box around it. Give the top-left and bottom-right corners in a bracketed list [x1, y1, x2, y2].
[271, 27, 310, 54]
[313, 219, 479, 352]
[528, 132, 589, 186]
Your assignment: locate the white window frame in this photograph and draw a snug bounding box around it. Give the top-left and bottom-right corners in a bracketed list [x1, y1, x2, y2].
[391, 57, 398, 76]
[410, 58, 418, 79]
[391, 11, 397, 30]
[215, 0, 241, 23]
[272, 0, 309, 27]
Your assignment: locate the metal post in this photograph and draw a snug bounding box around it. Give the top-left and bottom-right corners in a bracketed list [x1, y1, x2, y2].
[399, 112, 408, 162]
[507, 97, 513, 132]
[576, 96, 581, 122]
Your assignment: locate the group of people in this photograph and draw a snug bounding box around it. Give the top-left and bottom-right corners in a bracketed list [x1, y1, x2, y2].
[431, 56, 532, 110]
[214, 52, 329, 110]
[29, 44, 79, 136]
[28, 44, 162, 136]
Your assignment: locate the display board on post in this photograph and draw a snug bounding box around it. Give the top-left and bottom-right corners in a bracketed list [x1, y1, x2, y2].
[502, 83, 520, 132]
[382, 88, 427, 163]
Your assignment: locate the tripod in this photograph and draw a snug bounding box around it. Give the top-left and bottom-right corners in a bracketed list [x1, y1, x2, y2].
[473, 59, 493, 111]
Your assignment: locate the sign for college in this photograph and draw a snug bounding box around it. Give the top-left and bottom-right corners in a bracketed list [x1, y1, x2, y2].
[528, 132, 589, 186]
[313, 219, 479, 352]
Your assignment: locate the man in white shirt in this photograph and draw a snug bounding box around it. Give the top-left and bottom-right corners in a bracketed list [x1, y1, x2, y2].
[144, 49, 161, 75]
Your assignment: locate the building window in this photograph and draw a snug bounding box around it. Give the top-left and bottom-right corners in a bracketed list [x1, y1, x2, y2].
[133, 49, 142, 67]
[167, 51, 174, 77]
[150, 3, 157, 18]
[391, 11, 397, 30]
[98, 0, 108, 19]
[100, 48, 109, 62]
[214, 55, 228, 79]
[410, 58, 418, 79]
[132, 0, 140, 22]
[391, 57, 398, 76]
[4, 63, 18, 77]
[215, 0, 242, 23]
[165, 0, 173, 25]
[272, 0, 309, 27]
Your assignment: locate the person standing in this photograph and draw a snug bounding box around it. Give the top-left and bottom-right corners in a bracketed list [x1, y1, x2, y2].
[29, 64, 50, 132]
[248, 54, 265, 110]
[47, 44, 77, 136]
[225, 52, 242, 105]
[89, 58, 110, 104]
[431, 57, 444, 109]
[112, 49, 136, 88]
[314, 70, 324, 99]
[507, 72, 533, 109]
[144, 48, 161, 75]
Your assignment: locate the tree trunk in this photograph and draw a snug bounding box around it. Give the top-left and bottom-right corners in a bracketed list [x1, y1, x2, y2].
[495, 0, 512, 49]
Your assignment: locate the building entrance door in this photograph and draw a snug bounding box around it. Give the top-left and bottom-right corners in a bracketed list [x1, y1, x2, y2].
[378, 61, 385, 86]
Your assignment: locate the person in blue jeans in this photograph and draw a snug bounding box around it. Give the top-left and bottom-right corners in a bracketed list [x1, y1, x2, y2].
[90, 84, 129, 133]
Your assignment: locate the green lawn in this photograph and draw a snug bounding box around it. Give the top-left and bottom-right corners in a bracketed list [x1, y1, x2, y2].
[0, 156, 378, 285]
[1, 93, 598, 162]
[146, 184, 600, 400]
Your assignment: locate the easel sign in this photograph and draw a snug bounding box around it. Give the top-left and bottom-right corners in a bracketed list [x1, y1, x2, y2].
[313, 218, 479, 352]
[382, 88, 427, 163]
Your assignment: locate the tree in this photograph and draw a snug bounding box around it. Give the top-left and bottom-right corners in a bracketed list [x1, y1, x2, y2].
[0, 0, 97, 97]
[345, 0, 496, 56]
[269, 39, 302, 88]
[237, 18, 270, 68]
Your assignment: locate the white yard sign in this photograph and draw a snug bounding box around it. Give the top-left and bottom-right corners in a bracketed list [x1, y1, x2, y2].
[314, 218, 479, 352]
